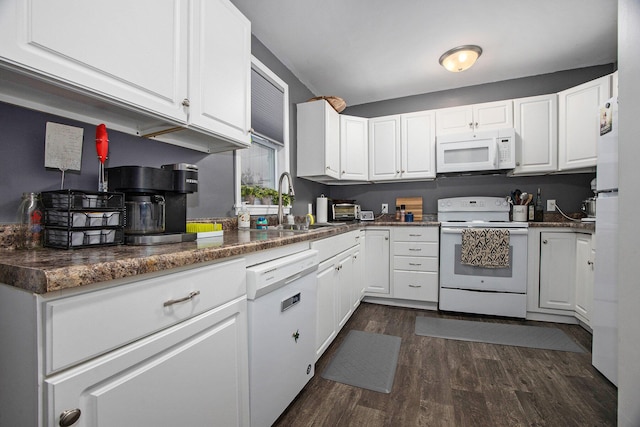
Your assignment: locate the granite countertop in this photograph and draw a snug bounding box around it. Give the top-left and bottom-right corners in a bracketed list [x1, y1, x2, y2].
[0, 217, 590, 295]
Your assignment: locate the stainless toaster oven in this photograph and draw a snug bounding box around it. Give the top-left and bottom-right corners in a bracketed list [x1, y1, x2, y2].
[332, 203, 361, 221]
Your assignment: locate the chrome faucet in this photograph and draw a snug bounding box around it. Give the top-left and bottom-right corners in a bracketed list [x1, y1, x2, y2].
[277, 172, 295, 227]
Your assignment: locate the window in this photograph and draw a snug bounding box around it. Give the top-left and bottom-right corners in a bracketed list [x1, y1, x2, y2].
[234, 56, 289, 215]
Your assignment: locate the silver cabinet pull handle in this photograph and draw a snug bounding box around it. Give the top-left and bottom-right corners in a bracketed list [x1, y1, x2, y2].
[59, 409, 81, 427]
[164, 290, 200, 307]
[409, 284, 422, 288]
[408, 234, 422, 237]
[408, 263, 422, 266]
[409, 248, 422, 251]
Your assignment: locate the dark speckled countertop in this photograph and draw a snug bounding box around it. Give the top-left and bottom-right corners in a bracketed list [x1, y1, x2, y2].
[0, 217, 591, 295]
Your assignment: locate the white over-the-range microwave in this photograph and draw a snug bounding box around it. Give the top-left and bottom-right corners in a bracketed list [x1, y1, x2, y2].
[436, 128, 515, 174]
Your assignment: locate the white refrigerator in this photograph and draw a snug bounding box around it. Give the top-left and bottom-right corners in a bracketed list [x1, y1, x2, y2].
[592, 97, 618, 386]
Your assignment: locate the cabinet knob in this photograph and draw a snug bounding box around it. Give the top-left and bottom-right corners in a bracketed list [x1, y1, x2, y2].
[59, 409, 81, 427]
[342, 170, 345, 174]
[326, 166, 330, 170]
[588, 260, 594, 266]
[516, 162, 520, 166]
[401, 170, 405, 173]
[396, 170, 400, 174]
[474, 122, 478, 128]
[543, 239, 548, 244]
[181, 98, 190, 107]
[468, 122, 473, 128]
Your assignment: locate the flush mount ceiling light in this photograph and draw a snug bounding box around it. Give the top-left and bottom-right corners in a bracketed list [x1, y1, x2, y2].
[439, 45, 483, 72]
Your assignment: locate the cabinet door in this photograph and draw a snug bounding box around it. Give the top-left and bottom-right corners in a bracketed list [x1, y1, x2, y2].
[364, 229, 390, 293]
[340, 115, 369, 180]
[352, 234, 365, 309]
[297, 101, 340, 179]
[369, 116, 401, 181]
[558, 75, 611, 170]
[513, 94, 558, 175]
[473, 100, 513, 130]
[0, 0, 189, 122]
[315, 260, 337, 360]
[539, 232, 576, 311]
[435, 105, 474, 135]
[337, 250, 354, 329]
[401, 110, 436, 179]
[189, 0, 251, 146]
[575, 233, 595, 323]
[46, 299, 249, 427]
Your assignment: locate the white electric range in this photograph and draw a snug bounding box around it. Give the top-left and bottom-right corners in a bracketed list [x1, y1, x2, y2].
[438, 197, 529, 318]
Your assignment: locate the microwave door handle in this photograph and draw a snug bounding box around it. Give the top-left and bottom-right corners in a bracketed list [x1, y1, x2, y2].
[491, 139, 499, 169]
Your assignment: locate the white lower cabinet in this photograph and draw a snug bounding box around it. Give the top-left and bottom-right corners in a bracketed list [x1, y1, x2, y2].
[575, 233, 595, 324]
[311, 231, 361, 360]
[528, 228, 596, 325]
[364, 228, 391, 293]
[539, 231, 576, 311]
[392, 227, 439, 302]
[0, 258, 250, 427]
[352, 231, 366, 309]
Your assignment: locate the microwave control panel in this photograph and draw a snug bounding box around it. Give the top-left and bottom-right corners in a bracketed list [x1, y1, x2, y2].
[496, 137, 515, 168]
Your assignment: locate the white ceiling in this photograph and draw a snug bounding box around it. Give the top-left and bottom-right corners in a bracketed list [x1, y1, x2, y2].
[230, 0, 617, 107]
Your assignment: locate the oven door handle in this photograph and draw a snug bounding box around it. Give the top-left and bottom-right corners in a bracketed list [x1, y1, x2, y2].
[441, 227, 529, 236]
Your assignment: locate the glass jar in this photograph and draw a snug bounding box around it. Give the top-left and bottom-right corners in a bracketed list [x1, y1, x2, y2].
[16, 192, 44, 249]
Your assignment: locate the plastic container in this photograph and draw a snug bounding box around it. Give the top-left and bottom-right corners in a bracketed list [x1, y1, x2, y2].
[238, 202, 250, 229]
[256, 217, 268, 230]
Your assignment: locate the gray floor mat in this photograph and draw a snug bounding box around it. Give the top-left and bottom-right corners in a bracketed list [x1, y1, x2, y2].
[321, 330, 402, 393]
[415, 316, 586, 353]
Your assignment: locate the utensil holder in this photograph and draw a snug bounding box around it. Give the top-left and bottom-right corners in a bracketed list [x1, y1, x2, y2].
[513, 205, 527, 222]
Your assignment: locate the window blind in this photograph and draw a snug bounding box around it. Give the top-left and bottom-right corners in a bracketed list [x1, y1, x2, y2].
[251, 68, 284, 146]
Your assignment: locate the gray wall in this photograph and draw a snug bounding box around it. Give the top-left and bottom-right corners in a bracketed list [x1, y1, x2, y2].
[0, 35, 328, 223]
[617, 0, 640, 424]
[325, 64, 615, 214]
[0, 42, 614, 222]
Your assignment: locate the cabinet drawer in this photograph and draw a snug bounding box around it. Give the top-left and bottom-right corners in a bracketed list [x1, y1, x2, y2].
[44, 258, 246, 375]
[393, 256, 438, 272]
[394, 227, 438, 242]
[394, 242, 438, 257]
[393, 271, 439, 302]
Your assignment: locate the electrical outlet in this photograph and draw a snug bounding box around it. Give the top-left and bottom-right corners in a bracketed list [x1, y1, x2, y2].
[547, 200, 556, 212]
[381, 203, 389, 214]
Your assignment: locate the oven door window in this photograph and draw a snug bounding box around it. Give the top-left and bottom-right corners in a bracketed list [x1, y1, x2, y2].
[440, 228, 527, 293]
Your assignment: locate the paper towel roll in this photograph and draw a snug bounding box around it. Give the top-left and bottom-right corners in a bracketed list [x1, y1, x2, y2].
[316, 195, 328, 223]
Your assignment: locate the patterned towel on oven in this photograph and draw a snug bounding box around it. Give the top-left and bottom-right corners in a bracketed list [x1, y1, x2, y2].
[460, 228, 510, 268]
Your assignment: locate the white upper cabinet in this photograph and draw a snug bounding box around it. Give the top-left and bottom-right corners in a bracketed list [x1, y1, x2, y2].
[0, 0, 251, 153]
[558, 75, 611, 170]
[188, 0, 251, 146]
[435, 100, 513, 135]
[0, 0, 189, 121]
[297, 100, 341, 181]
[401, 110, 437, 180]
[368, 115, 402, 181]
[340, 115, 369, 180]
[369, 111, 436, 181]
[512, 94, 558, 175]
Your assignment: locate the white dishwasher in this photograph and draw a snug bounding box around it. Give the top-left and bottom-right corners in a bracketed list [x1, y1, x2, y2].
[246, 249, 318, 427]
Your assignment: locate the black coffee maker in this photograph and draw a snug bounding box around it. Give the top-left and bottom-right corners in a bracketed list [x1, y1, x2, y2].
[106, 163, 198, 245]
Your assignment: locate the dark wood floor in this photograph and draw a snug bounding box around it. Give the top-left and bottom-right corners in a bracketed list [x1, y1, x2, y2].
[274, 302, 617, 427]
